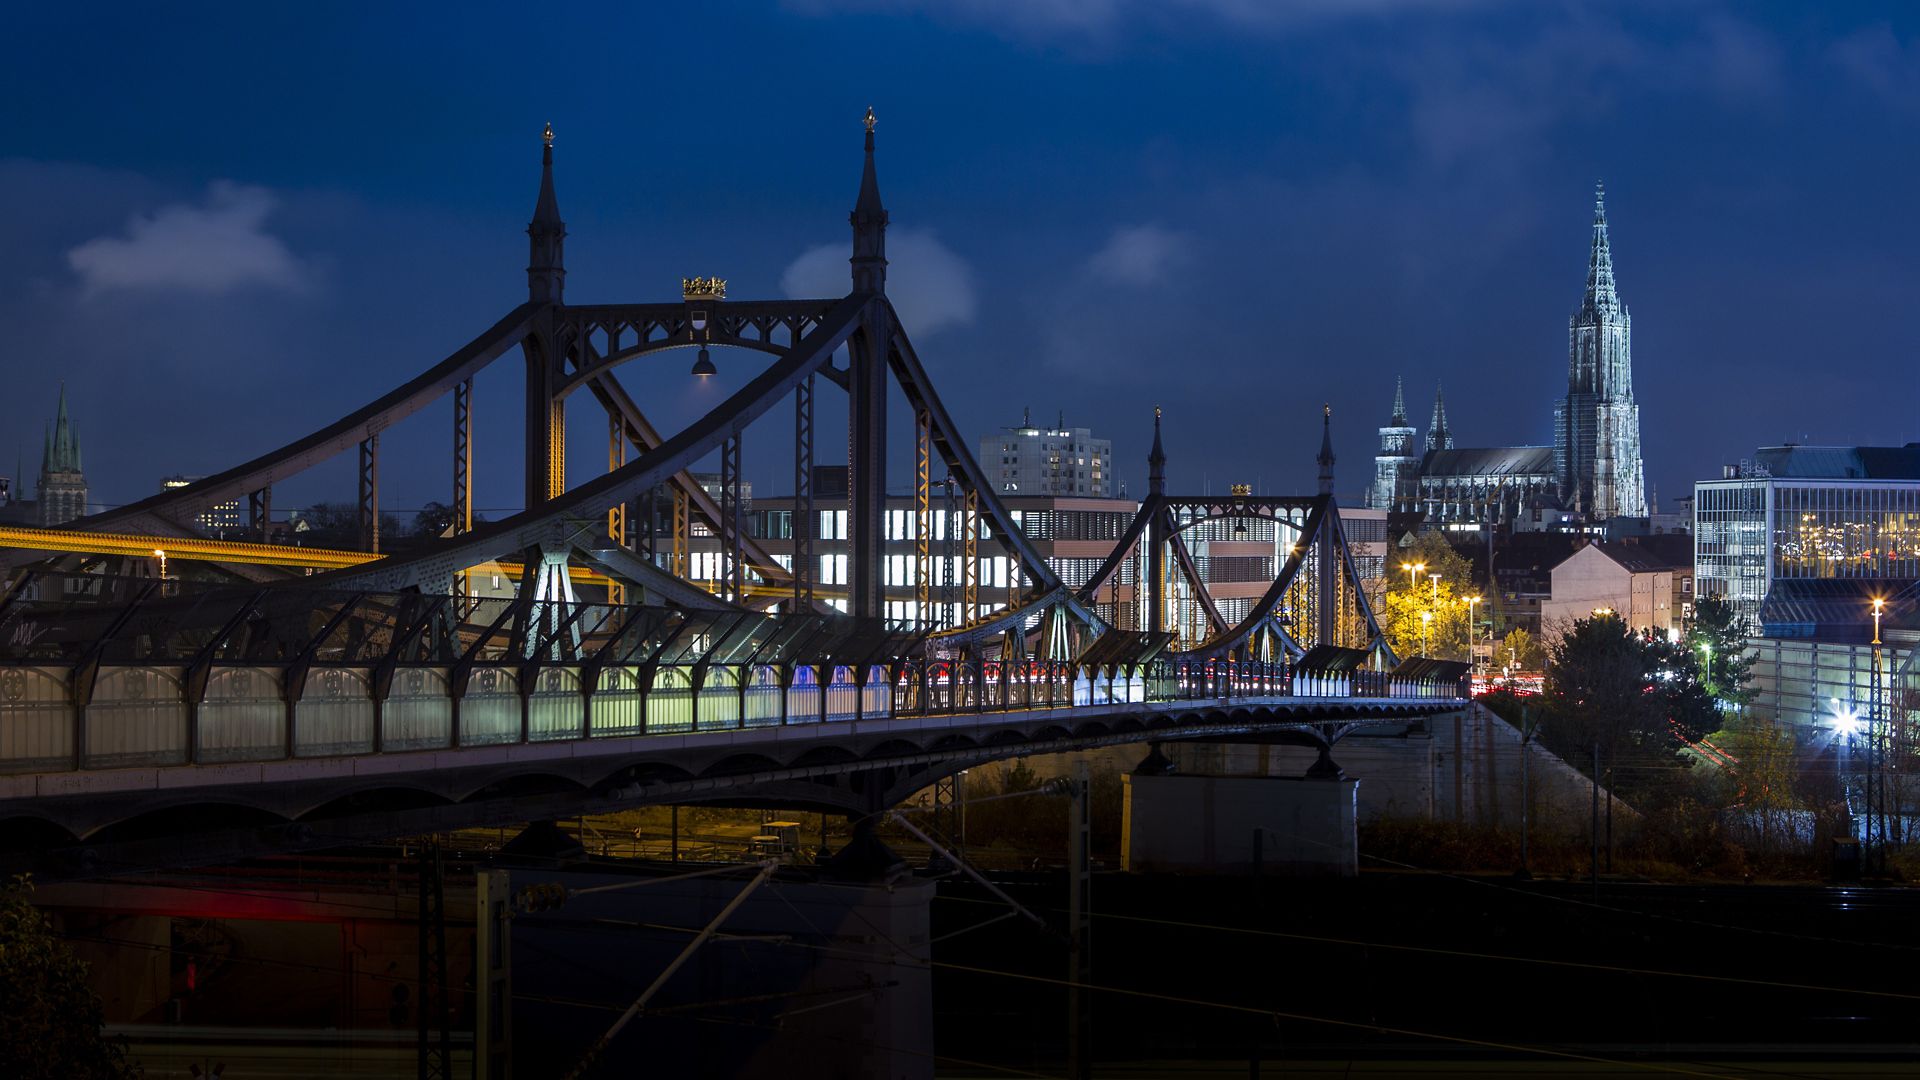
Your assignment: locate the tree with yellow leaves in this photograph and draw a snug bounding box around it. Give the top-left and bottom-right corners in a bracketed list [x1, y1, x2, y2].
[1381, 532, 1477, 659]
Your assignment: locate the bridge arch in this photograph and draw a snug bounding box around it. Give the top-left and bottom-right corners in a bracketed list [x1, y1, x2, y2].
[298, 785, 454, 822]
[701, 752, 785, 779]
[84, 801, 290, 845]
[553, 336, 793, 401]
[0, 815, 77, 851]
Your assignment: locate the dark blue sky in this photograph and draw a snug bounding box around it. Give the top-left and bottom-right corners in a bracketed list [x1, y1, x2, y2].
[6, 1, 1920, 517]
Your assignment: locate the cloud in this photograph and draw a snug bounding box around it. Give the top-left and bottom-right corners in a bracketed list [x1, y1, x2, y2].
[1831, 22, 1920, 106]
[781, 227, 976, 334]
[1084, 224, 1192, 287]
[67, 181, 309, 297]
[1695, 15, 1782, 102]
[1388, 13, 1778, 171]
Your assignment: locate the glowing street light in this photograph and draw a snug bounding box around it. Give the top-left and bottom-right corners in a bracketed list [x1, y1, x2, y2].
[690, 338, 717, 378]
[1830, 697, 1860, 735]
[1429, 574, 1442, 602]
[1871, 596, 1885, 646]
[1402, 562, 1425, 590]
[1466, 594, 1482, 674]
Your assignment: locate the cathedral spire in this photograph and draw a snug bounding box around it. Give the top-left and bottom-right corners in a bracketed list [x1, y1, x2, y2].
[45, 384, 80, 473]
[526, 122, 566, 304]
[1147, 406, 1166, 496]
[1426, 383, 1453, 452]
[1316, 404, 1336, 496]
[1580, 180, 1619, 319]
[850, 107, 889, 294]
[37, 386, 86, 526]
[1389, 376, 1407, 426]
[1557, 180, 1646, 520]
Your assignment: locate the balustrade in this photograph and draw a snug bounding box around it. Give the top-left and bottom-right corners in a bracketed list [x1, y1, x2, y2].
[0, 651, 1464, 775]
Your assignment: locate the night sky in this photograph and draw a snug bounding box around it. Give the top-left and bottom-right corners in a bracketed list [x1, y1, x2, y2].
[6, 1, 1920, 520]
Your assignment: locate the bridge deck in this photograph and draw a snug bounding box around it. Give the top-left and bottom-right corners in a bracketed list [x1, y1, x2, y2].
[0, 687, 1461, 806]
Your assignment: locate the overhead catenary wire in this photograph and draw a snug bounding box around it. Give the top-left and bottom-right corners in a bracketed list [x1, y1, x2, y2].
[933, 892, 1920, 1005]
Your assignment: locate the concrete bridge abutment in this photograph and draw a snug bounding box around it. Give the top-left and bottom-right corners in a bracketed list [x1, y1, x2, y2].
[1120, 742, 1360, 877]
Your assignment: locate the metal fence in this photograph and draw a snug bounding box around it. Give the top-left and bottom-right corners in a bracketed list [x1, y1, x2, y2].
[0, 573, 1465, 775]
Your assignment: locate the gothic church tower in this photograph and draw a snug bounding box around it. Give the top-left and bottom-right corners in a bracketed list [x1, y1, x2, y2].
[1553, 183, 1647, 519]
[38, 387, 87, 527]
[1370, 377, 1418, 510]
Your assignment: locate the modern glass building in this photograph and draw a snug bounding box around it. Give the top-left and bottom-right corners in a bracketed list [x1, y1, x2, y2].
[1694, 444, 1920, 634]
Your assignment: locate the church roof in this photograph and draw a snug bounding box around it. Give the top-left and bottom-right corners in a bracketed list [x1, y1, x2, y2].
[1590, 534, 1692, 574]
[1419, 446, 1553, 479]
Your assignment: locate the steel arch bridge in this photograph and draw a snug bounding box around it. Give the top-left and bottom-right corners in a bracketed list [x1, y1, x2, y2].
[0, 116, 1466, 875]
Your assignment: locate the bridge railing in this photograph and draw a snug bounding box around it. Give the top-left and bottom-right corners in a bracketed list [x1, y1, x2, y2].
[0, 576, 1466, 777]
[0, 654, 1465, 777]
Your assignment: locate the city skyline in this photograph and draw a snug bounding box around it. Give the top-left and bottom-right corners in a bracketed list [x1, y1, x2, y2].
[7, 9, 1920, 1076]
[7, 3, 1920, 515]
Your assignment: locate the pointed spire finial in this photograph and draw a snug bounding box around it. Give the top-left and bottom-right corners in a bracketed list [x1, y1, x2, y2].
[851, 106, 889, 293]
[527, 122, 567, 303]
[1390, 375, 1407, 425]
[1426, 382, 1453, 452]
[1579, 180, 1619, 319]
[1317, 404, 1336, 495]
[1148, 406, 1166, 496]
[44, 384, 81, 475]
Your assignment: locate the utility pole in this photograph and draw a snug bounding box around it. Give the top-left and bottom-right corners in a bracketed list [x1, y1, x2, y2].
[417, 837, 450, 1080]
[1605, 756, 1615, 874]
[474, 870, 512, 1080]
[1518, 705, 1533, 880]
[1066, 760, 1091, 1080]
[1590, 743, 1601, 901]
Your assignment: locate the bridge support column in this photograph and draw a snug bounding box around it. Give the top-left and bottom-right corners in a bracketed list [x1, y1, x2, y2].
[1132, 742, 1176, 776]
[357, 434, 381, 553]
[1122, 763, 1357, 877]
[825, 768, 907, 883]
[1305, 743, 1346, 781]
[524, 322, 564, 513]
[849, 305, 891, 620]
[793, 374, 815, 610]
[1317, 496, 1339, 647]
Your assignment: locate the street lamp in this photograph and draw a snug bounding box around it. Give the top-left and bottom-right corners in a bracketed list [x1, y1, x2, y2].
[1466, 594, 1482, 672]
[1869, 597, 1887, 872]
[1402, 562, 1425, 590]
[1420, 609, 1433, 657]
[1429, 574, 1442, 602]
[690, 335, 717, 378]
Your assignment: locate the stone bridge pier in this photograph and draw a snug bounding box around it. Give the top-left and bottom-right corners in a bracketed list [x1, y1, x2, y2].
[1120, 736, 1364, 877]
